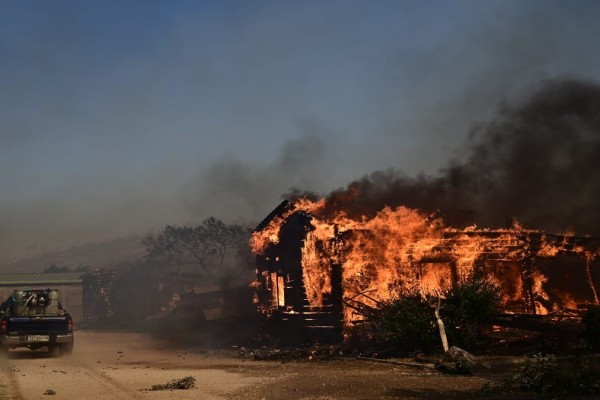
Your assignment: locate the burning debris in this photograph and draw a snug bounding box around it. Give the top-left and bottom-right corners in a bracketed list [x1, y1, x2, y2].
[251, 198, 600, 343]
[251, 344, 342, 361]
[82, 269, 115, 328]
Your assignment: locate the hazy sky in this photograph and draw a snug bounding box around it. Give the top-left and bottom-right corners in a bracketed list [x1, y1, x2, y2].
[1, 0, 600, 259]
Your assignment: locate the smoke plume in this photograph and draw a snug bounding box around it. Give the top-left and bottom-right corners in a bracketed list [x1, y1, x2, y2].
[289, 78, 600, 235]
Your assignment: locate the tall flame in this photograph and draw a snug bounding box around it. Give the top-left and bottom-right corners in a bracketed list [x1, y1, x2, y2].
[253, 198, 599, 326]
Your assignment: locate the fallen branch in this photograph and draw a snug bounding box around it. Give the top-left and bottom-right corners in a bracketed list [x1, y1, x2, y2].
[356, 356, 436, 370]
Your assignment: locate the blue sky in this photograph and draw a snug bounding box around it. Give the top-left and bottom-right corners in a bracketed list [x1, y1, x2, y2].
[1, 0, 600, 259]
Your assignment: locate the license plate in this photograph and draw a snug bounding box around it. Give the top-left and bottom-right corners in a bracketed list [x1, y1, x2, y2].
[26, 335, 49, 343]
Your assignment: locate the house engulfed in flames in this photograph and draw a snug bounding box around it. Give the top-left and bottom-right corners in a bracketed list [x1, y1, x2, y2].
[251, 199, 600, 343]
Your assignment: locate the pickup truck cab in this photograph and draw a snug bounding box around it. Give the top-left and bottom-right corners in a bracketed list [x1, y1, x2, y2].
[0, 289, 74, 356]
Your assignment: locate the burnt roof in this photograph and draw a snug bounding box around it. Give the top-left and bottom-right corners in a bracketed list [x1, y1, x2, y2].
[254, 200, 293, 232]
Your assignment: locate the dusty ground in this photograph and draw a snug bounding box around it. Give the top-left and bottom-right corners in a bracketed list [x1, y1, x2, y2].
[0, 330, 501, 400]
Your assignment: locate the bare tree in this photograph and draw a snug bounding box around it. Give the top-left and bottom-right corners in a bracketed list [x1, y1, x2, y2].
[203, 217, 248, 269]
[143, 218, 251, 279]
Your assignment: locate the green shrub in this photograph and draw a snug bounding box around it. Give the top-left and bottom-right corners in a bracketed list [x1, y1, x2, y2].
[369, 293, 438, 356]
[482, 354, 600, 398]
[582, 305, 600, 351]
[149, 376, 196, 391]
[363, 276, 500, 355]
[453, 356, 475, 376]
[441, 276, 501, 348]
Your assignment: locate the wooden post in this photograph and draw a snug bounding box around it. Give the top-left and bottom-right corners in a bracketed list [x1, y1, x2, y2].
[585, 253, 600, 305]
[520, 262, 536, 314]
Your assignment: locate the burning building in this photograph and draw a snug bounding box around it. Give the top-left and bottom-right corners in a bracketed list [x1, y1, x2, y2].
[252, 198, 600, 343]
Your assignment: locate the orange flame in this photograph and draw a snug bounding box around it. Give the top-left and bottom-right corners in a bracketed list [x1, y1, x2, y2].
[253, 197, 599, 326]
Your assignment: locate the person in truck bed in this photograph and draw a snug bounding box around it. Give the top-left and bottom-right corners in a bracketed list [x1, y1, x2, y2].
[0, 290, 18, 313]
[1, 288, 74, 356]
[0, 289, 64, 315]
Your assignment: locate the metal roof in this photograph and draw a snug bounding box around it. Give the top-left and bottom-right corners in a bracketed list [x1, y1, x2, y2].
[0, 272, 84, 285]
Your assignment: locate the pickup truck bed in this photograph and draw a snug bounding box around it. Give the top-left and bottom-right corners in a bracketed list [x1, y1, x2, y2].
[0, 289, 74, 356]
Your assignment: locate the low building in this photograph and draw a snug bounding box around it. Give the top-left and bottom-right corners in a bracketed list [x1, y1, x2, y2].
[0, 273, 84, 326]
[253, 199, 600, 344]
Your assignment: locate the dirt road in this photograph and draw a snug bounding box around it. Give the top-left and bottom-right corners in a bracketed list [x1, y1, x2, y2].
[0, 331, 490, 400]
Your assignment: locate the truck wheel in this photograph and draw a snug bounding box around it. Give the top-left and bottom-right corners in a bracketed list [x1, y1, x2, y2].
[60, 342, 74, 355]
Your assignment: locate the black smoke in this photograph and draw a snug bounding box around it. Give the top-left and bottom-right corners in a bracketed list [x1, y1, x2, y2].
[288, 78, 600, 235]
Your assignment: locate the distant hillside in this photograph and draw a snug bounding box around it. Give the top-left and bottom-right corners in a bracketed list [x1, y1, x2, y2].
[0, 235, 146, 273]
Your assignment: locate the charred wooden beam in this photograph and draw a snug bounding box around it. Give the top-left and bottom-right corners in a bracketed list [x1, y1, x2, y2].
[491, 314, 583, 336]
